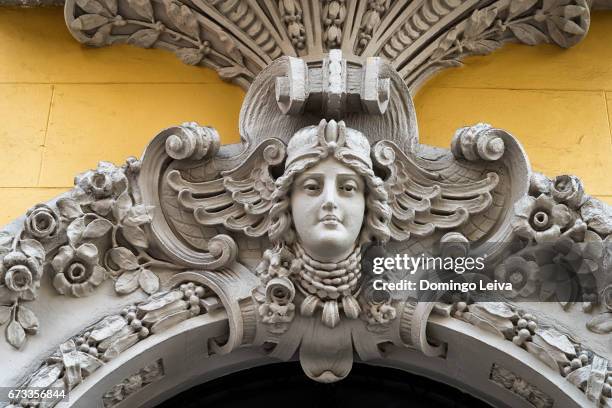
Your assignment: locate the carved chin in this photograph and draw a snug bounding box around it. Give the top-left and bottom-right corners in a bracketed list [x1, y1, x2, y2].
[300, 226, 358, 261]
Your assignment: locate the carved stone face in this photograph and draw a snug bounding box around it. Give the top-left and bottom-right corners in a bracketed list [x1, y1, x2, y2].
[291, 157, 365, 263]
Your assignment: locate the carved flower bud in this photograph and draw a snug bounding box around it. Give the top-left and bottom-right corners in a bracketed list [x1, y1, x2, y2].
[24, 203, 60, 239]
[529, 172, 552, 196]
[4, 265, 33, 292]
[1, 251, 41, 296]
[266, 277, 295, 306]
[88, 171, 113, 199]
[551, 175, 586, 209]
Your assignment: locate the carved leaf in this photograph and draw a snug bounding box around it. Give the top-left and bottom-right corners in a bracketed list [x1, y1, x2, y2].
[122, 225, 149, 248]
[150, 310, 190, 334]
[431, 28, 458, 60]
[464, 7, 498, 39]
[113, 191, 132, 222]
[462, 311, 505, 338]
[214, 28, 243, 64]
[532, 334, 570, 365]
[508, 0, 538, 18]
[142, 299, 188, 324]
[175, 48, 204, 66]
[0, 306, 10, 325]
[57, 198, 83, 220]
[546, 19, 569, 48]
[542, 0, 556, 12]
[76, 0, 109, 17]
[138, 290, 183, 312]
[0, 232, 13, 248]
[163, 0, 199, 38]
[586, 313, 612, 334]
[477, 302, 515, 319]
[6, 319, 25, 349]
[115, 269, 141, 295]
[525, 342, 559, 370]
[467, 303, 514, 337]
[83, 218, 113, 239]
[97, 326, 132, 351]
[89, 23, 114, 47]
[218, 66, 251, 80]
[67, 217, 86, 246]
[464, 39, 501, 56]
[89, 315, 127, 342]
[100, 0, 117, 15]
[109, 247, 139, 270]
[126, 0, 154, 21]
[17, 305, 38, 334]
[138, 269, 159, 294]
[20, 239, 45, 261]
[127, 29, 161, 48]
[551, 15, 585, 35]
[556, 5, 587, 19]
[102, 333, 139, 361]
[509, 23, 548, 45]
[124, 205, 154, 227]
[580, 198, 612, 235]
[70, 14, 110, 31]
[534, 328, 576, 356]
[28, 364, 62, 388]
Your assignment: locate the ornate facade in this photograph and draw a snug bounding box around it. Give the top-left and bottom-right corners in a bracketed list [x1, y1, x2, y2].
[0, 1, 610, 407]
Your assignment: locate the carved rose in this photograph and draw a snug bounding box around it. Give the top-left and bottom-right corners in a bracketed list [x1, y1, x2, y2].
[494, 256, 539, 298]
[513, 195, 573, 243]
[24, 204, 61, 239]
[73, 162, 128, 216]
[52, 244, 106, 297]
[0, 251, 42, 301]
[551, 175, 585, 209]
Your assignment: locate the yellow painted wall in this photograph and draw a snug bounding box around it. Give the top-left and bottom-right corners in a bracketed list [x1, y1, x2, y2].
[0, 7, 610, 225]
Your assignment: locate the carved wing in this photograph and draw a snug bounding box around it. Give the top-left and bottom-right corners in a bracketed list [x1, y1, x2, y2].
[373, 140, 499, 241]
[166, 139, 286, 237]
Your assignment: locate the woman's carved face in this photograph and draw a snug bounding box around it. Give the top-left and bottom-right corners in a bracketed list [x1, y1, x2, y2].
[291, 157, 365, 263]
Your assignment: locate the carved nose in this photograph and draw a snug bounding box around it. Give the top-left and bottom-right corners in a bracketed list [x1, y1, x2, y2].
[322, 186, 338, 211]
[322, 200, 337, 211]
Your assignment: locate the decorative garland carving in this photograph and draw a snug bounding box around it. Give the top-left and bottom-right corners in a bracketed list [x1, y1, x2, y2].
[0, 2, 609, 406]
[64, 0, 594, 92]
[9, 282, 217, 407]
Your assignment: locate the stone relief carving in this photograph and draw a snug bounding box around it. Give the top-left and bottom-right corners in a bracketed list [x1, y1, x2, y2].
[0, 0, 611, 406]
[490, 363, 554, 408]
[63, 0, 595, 92]
[102, 359, 164, 408]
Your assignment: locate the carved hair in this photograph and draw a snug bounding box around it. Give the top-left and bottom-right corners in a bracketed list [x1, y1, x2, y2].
[268, 147, 392, 248]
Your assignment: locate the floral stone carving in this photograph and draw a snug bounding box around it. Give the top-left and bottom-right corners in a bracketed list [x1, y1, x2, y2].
[0, 2, 610, 406]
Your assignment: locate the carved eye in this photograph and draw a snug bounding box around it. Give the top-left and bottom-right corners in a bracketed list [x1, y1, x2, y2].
[303, 179, 320, 192]
[340, 180, 358, 193]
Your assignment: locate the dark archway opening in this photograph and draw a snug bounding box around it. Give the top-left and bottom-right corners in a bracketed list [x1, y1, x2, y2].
[157, 362, 494, 408]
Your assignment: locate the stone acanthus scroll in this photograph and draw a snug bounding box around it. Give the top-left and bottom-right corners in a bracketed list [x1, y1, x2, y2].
[0, 1, 610, 407]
